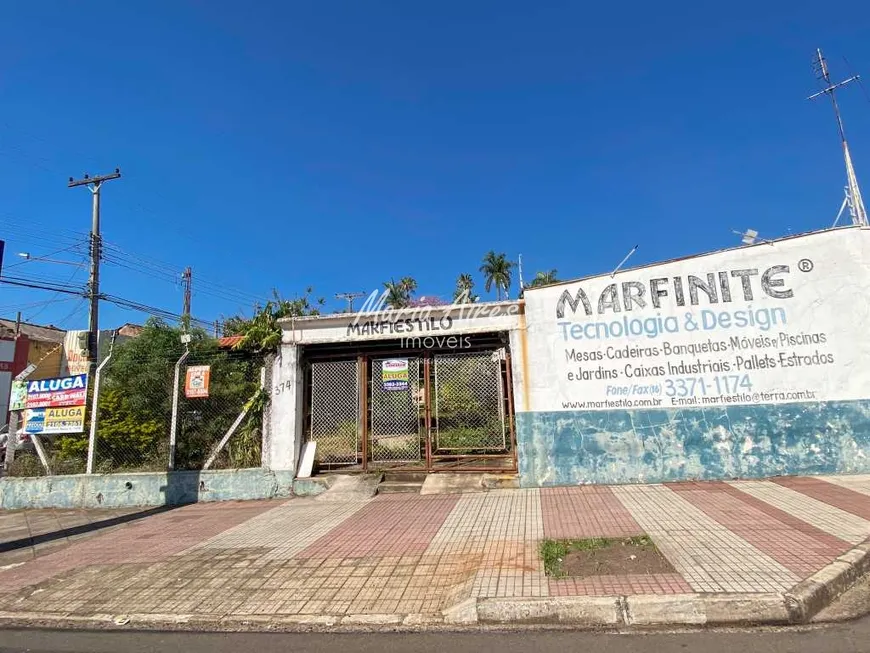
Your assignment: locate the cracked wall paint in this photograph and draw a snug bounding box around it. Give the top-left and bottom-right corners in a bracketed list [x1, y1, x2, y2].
[517, 400, 870, 486]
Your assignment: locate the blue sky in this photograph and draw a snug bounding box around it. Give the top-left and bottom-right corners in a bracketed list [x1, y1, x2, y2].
[1, 0, 869, 330]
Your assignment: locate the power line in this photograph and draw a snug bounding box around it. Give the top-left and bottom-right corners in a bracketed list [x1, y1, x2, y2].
[0, 296, 77, 315]
[68, 168, 123, 378]
[55, 299, 88, 329]
[102, 293, 213, 329]
[0, 274, 86, 295]
[100, 245, 270, 306]
[1, 217, 91, 246]
[22, 255, 88, 322]
[3, 243, 88, 269]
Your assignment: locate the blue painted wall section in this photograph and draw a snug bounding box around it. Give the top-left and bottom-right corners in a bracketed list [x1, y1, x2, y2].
[517, 400, 870, 486]
[0, 468, 329, 510]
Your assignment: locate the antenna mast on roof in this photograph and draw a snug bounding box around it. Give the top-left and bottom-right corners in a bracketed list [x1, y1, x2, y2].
[336, 292, 364, 313]
[808, 48, 868, 227]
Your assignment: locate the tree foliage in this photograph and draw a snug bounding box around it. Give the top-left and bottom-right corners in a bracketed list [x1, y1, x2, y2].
[453, 273, 479, 303]
[527, 269, 560, 288]
[383, 277, 417, 309]
[227, 288, 325, 354]
[479, 251, 514, 300]
[51, 317, 266, 473]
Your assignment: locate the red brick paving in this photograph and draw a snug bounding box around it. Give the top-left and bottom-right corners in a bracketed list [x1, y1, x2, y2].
[668, 482, 849, 576]
[0, 500, 280, 591]
[549, 573, 691, 596]
[774, 476, 870, 521]
[297, 494, 460, 559]
[717, 483, 852, 550]
[541, 486, 644, 539]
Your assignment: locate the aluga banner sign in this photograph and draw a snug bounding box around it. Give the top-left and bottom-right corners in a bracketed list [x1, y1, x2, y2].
[25, 373, 88, 409]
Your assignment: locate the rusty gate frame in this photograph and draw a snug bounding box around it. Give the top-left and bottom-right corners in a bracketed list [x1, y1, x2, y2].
[305, 346, 517, 473]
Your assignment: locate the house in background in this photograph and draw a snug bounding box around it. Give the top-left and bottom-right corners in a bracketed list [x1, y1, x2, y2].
[1, 319, 144, 429]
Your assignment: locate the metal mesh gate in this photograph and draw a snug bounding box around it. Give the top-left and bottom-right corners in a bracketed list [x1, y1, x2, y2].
[369, 358, 422, 463]
[433, 351, 507, 452]
[309, 360, 359, 465]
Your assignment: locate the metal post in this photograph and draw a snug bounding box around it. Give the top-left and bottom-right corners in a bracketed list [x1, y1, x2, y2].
[168, 349, 190, 471]
[359, 356, 367, 472]
[182, 267, 192, 320]
[30, 434, 52, 475]
[86, 331, 117, 474]
[68, 169, 121, 380]
[3, 412, 20, 474]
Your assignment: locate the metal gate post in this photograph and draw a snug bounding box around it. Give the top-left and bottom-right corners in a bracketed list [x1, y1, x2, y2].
[359, 355, 368, 472]
[86, 331, 117, 474]
[423, 354, 432, 470]
[505, 351, 518, 471]
[168, 349, 190, 471]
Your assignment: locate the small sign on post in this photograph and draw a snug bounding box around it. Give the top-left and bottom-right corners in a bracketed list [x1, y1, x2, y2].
[9, 380, 26, 411]
[185, 365, 211, 398]
[381, 359, 409, 392]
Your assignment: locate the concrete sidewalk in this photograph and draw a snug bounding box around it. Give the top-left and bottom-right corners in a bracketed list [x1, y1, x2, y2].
[1, 475, 870, 628]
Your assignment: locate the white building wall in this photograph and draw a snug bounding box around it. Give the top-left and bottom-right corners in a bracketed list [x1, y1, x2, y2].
[264, 344, 304, 472]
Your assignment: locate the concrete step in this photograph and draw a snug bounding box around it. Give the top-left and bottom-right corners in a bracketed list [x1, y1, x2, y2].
[382, 470, 428, 483]
[377, 480, 424, 494]
[420, 472, 520, 494]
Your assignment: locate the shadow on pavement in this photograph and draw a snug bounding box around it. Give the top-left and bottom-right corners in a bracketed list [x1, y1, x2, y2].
[0, 505, 178, 554]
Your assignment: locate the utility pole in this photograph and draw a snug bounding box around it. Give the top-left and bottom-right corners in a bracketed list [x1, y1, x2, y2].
[68, 168, 121, 379]
[808, 49, 868, 226]
[335, 291, 364, 313]
[181, 267, 192, 321]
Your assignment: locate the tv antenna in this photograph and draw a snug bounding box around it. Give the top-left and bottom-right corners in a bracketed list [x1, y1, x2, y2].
[610, 245, 638, 278]
[807, 48, 867, 227]
[731, 228, 774, 246]
[335, 291, 364, 313]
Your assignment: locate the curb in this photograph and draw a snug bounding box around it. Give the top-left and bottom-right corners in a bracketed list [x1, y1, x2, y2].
[1, 537, 867, 632]
[784, 537, 870, 621]
[457, 535, 870, 627]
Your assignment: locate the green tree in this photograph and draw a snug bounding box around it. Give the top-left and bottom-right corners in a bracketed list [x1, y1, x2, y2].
[453, 273, 478, 304]
[479, 251, 514, 300]
[228, 288, 325, 354]
[55, 318, 193, 472]
[527, 269, 560, 288]
[383, 276, 417, 309]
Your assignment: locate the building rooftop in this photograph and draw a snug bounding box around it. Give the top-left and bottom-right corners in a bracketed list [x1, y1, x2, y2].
[0, 319, 66, 343]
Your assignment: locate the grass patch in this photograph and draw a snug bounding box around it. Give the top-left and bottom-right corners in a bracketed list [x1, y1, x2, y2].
[539, 536, 657, 578]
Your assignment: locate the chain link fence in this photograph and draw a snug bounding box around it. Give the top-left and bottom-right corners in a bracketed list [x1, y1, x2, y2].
[433, 351, 507, 452]
[5, 336, 265, 477]
[175, 349, 263, 471]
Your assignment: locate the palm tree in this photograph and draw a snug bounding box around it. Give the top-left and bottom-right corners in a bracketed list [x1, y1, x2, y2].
[383, 276, 418, 309]
[527, 269, 559, 288]
[479, 251, 514, 300]
[453, 273, 478, 303]
[399, 276, 417, 297]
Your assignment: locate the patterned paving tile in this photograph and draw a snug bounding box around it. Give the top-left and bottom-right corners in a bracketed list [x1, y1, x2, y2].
[669, 482, 849, 576]
[817, 474, 870, 499]
[6, 475, 868, 619]
[775, 477, 870, 521]
[297, 494, 459, 559]
[729, 480, 870, 545]
[541, 486, 644, 539]
[427, 489, 547, 598]
[0, 501, 279, 592]
[550, 573, 691, 596]
[191, 498, 370, 559]
[612, 484, 799, 592]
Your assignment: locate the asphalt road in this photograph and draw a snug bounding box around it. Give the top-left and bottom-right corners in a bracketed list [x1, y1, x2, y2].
[2, 619, 870, 653]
